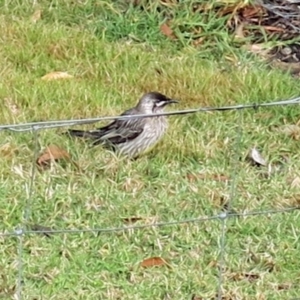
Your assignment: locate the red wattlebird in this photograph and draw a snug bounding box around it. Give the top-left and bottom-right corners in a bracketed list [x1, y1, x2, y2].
[67, 92, 178, 158]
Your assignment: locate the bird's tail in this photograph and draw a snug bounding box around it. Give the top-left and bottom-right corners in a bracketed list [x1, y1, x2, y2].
[66, 129, 114, 149]
[66, 129, 100, 139]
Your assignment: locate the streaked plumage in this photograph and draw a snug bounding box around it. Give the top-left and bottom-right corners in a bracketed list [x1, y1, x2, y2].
[67, 92, 178, 158]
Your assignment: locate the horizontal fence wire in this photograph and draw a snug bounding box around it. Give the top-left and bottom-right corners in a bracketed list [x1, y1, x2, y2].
[0, 207, 298, 238]
[1, 95, 300, 299]
[0, 95, 300, 132]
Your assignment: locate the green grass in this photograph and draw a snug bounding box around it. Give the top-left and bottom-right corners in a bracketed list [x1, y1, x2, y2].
[1, 1, 300, 299]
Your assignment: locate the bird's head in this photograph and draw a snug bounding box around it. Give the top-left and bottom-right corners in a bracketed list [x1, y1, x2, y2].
[137, 92, 178, 113]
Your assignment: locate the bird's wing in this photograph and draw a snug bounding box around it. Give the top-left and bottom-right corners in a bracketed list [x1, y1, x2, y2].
[67, 129, 103, 139]
[92, 108, 146, 145]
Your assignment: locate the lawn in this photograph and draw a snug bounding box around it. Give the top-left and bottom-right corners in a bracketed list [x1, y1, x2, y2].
[1, 1, 300, 299]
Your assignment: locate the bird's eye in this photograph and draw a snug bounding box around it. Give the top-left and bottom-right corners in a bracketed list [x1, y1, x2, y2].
[156, 97, 168, 103]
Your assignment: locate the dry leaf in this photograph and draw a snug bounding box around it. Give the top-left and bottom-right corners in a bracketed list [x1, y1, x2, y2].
[0, 275, 15, 296]
[123, 216, 158, 225]
[4, 97, 20, 115]
[123, 217, 143, 224]
[218, 2, 250, 17]
[140, 257, 168, 268]
[191, 295, 204, 300]
[0, 143, 17, 157]
[187, 173, 229, 182]
[12, 164, 25, 178]
[242, 43, 271, 58]
[210, 174, 229, 181]
[228, 272, 260, 282]
[207, 260, 218, 268]
[242, 5, 264, 18]
[41, 71, 73, 81]
[192, 37, 205, 47]
[247, 148, 267, 166]
[263, 26, 285, 32]
[122, 177, 144, 192]
[160, 23, 176, 39]
[37, 145, 70, 167]
[275, 124, 300, 140]
[276, 282, 292, 290]
[187, 173, 206, 181]
[290, 176, 300, 188]
[48, 44, 67, 60]
[31, 9, 42, 23]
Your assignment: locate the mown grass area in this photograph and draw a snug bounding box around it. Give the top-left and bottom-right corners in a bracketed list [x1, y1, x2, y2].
[1, 1, 300, 299]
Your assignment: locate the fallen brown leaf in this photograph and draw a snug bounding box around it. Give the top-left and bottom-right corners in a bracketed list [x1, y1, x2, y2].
[288, 194, 300, 206]
[276, 282, 292, 290]
[0, 143, 17, 157]
[247, 147, 267, 166]
[140, 257, 168, 268]
[241, 5, 264, 18]
[187, 173, 230, 182]
[4, 97, 20, 115]
[47, 44, 66, 60]
[290, 176, 300, 188]
[37, 145, 70, 167]
[0, 275, 15, 296]
[275, 124, 300, 140]
[31, 9, 42, 23]
[228, 272, 260, 282]
[124, 216, 158, 225]
[212, 174, 230, 181]
[242, 43, 271, 59]
[160, 23, 176, 39]
[191, 295, 204, 300]
[263, 26, 285, 32]
[187, 173, 205, 181]
[122, 177, 144, 192]
[192, 37, 205, 47]
[218, 2, 249, 17]
[122, 217, 144, 224]
[41, 71, 73, 81]
[207, 260, 218, 268]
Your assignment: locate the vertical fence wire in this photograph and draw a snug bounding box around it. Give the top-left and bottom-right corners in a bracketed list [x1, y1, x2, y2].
[16, 230, 23, 300]
[24, 127, 39, 222]
[0, 99, 299, 298]
[15, 127, 39, 300]
[217, 109, 244, 299]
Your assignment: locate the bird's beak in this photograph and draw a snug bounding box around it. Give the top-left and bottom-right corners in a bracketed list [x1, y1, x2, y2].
[156, 99, 179, 107]
[168, 99, 179, 104]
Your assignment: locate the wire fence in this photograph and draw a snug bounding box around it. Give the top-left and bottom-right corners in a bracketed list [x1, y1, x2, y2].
[1, 95, 300, 300]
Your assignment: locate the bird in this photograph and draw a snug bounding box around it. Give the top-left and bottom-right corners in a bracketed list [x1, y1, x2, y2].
[67, 92, 178, 158]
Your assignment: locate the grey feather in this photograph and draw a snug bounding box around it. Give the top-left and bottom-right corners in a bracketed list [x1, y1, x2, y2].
[67, 92, 178, 157]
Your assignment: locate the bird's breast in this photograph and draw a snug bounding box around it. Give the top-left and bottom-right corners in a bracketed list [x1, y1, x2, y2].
[146, 116, 167, 137]
[116, 115, 168, 158]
